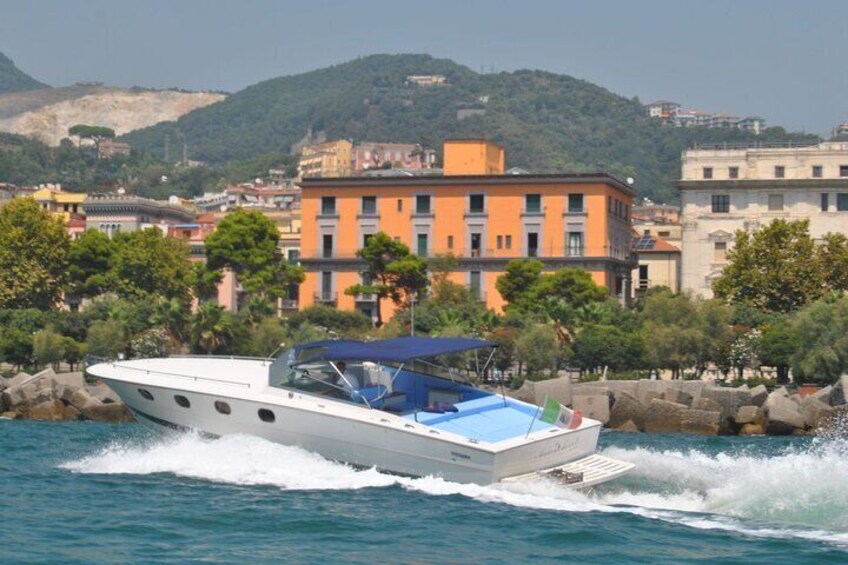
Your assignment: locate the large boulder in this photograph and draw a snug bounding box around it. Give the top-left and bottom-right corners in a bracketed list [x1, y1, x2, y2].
[748, 385, 769, 407]
[614, 420, 640, 433]
[832, 375, 848, 406]
[764, 392, 806, 435]
[636, 380, 668, 405]
[1, 379, 56, 411]
[739, 423, 765, 435]
[86, 383, 121, 404]
[810, 385, 833, 406]
[81, 403, 134, 423]
[691, 397, 722, 413]
[514, 376, 572, 407]
[609, 392, 647, 431]
[644, 399, 687, 433]
[0, 375, 9, 393]
[25, 399, 66, 421]
[662, 386, 693, 407]
[700, 387, 752, 427]
[69, 388, 101, 412]
[681, 409, 721, 435]
[1, 411, 21, 420]
[799, 397, 834, 428]
[51, 372, 86, 398]
[572, 394, 610, 425]
[735, 405, 764, 425]
[7, 372, 33, 388]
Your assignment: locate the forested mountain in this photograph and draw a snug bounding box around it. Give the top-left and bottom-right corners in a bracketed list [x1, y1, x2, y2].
[0, 51, 48, 94]
[123, 54, 816, 202]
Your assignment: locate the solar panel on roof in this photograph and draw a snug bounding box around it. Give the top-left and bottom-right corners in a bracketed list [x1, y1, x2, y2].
[634, 236, 656, 250]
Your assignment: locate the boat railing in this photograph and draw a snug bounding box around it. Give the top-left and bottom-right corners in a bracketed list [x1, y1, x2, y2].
[112, 361, 254, 389]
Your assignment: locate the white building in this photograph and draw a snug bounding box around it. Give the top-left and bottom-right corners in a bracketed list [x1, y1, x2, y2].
[677, 141, 848, 297]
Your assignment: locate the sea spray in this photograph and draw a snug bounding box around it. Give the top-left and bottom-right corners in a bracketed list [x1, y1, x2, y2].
[60, 430, 848, 547]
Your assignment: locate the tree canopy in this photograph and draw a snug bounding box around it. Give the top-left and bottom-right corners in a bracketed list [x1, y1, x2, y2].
[0, 198, 70, 309]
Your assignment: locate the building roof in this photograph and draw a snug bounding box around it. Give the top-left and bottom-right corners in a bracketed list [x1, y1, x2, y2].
[300, 172, 636, 196]
[632, 232, 680, 253]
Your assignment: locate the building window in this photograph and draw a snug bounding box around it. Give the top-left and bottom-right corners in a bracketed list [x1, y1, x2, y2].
[527, 232, 539, 257]
[568, 194, 584, 213]
[174, 395, 191, 408]
[525, 194, 541, 213]
[505, 235, 512, 249]
[321, 271, 333, 300]
[838, 194, 848, 211]
[711, 194, 730, 213]
[138, 388, 154, 401]
[470, 233, 482, 257]
[714, 242, 728, 263]
[469, 194, 485, 213]
[496, 235, 503, 249]
[821, 193, 829, 212]
[321, 196, 335, 215]
[658, 231, 671, 237]
[417, 233, 428, 257]
[214, 401, 231, 415]
[729, 166, 739, 179]
[447, 235, 454, 249]
[841, 165, 848, 177]
[322, 234, 333, 258]
[361, 196, 377, 215]
[415, 194, 431, 214]
[258, 409, 275, 423]
[469, 271, 482, 299]
[287, 249, 300, 264]
[703, 167, 713, 179]
[567, 232, 584, 256]
[638, 265, 649, 289]
[397, 199, 403, 212]
[768, 194, 784, 211]
[813, 165, 823, 178]
[775, 166, 785, 179]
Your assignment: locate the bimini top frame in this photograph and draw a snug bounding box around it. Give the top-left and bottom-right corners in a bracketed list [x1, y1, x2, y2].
[291, 337, 497, 366]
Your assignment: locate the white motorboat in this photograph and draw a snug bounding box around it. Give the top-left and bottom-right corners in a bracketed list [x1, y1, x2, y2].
[87, 337, 633, 486]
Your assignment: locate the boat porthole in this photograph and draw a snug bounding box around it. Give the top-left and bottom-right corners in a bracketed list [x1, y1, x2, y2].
[258, 409, 275, 423]
[215, 401, 231, 415]
[174, 395, 190, 408]
[138, 388, 154, 401]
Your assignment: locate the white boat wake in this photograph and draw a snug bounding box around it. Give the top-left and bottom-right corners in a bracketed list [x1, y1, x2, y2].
[61, 431, 848, 548]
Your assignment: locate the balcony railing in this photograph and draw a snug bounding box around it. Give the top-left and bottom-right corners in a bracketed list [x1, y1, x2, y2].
[354, 293, 378, 302]
[300, 246, 631, 260]
[314, 292, 337, 305]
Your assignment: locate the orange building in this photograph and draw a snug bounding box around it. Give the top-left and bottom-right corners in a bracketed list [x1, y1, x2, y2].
[299, 141, 636, 321]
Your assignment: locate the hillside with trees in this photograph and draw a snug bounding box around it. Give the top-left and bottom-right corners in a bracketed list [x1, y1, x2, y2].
[0, 51, 48, 94]
[122, 54, 818, 203]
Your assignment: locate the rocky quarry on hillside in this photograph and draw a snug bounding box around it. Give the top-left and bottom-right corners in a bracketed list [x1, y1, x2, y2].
[511, 376, 848, 436]
[0, 369, 133, 423]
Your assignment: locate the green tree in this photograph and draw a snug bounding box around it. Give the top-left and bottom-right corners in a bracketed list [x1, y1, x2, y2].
[515, 323, 560, 378]
[32, 327, 65, 370]
[817, 232, 848, 291]
[789, 296, 848, 384]
[62, 336, 86, 371]
[204, 209, 304, 301]
[496, 259, 543, 305]
[191, 302, 236, 354]
[0, 198, 71, 309]
[1, 327, 33, 370]
[68, 124, 116, 156]
[759, 319, 800, 384]
[130, 327, 170, 359]
[191, 262, 223, 302]
[640, 289, 704, 379]
[110, 228, 194, 302]
[86, 319, 127, 360]
[572, 324, 645, 373]
[287, 305, 372, 337]
[712, 219, 823, 312]
[67, 229, 117, 298]
[345, 232, 428, 326]
[250, 317, 288, 357]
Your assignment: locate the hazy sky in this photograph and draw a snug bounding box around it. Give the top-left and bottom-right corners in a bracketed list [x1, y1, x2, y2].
[1, 0, 845, 135]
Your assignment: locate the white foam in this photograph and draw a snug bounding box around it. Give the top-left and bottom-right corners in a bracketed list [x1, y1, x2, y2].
[60, 432, 848, 548]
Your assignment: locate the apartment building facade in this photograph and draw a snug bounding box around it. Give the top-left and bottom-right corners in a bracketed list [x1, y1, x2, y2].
[678, 141, 848, 297]
[298, 139, 353, 178]
[298, 141, 636, 321]
[351, 142, 436, 172]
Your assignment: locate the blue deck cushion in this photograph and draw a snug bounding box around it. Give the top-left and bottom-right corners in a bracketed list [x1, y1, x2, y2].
[351, 385, 388, 406]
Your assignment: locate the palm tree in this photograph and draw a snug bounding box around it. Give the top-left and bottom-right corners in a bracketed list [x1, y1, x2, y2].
[191, 302, 234, 354]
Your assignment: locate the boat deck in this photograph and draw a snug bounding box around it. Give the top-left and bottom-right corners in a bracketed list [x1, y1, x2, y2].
[405, 395, 556, 442]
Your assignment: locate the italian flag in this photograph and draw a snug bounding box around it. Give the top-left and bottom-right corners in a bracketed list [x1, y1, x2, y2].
[540, 396, 582, 429]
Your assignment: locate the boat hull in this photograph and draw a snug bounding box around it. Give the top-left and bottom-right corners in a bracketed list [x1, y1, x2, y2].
[101, 377, 601, 485]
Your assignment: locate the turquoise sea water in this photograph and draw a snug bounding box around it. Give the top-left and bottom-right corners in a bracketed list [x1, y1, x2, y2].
[2, 420, 847, 564]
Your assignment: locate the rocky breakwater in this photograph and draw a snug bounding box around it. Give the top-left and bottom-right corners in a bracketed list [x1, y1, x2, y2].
[511, 375, 848, 436]
[0, 369, 133, 423]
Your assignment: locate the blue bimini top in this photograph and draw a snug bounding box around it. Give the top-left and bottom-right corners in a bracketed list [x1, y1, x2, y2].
[292, 337, 497, 365]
